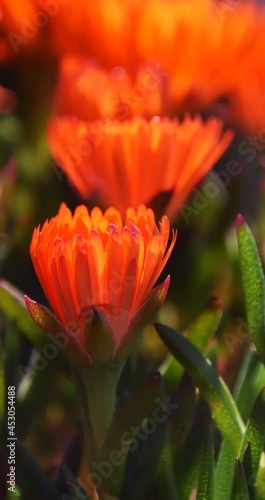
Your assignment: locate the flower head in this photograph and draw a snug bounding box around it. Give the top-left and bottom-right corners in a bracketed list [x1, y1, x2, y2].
[47, 0, 265, 124]
[51, 55, 167, 121]
[47, 115, 233, 221]
[26, 203, 176, 365]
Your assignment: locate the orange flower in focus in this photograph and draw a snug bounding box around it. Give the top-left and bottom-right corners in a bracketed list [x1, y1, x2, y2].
[26, 203, 176, 365]
[51, 55, 168, 121]
[47, 115, 233, 221]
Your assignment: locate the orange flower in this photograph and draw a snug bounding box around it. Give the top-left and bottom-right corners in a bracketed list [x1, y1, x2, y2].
[51, 55, 168, 121]
[137, 0, 265, 115]
[47, 115, 233, 221]
[0, 0, 39, 62]
[48, 0, 265, 122]
[25, 203, 176, 365]
[49, 0, 138, 69]
[1, 0, 264, 132]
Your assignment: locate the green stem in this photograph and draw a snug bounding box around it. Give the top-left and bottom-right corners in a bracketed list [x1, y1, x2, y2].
[78, 363, 122, 451]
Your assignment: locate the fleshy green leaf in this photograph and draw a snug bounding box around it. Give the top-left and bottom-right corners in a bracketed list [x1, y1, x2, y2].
[175, 412, 207, 500]
[242, 443, 256, 500]
[155, 323, 245, 452]
[160, 296, 222, 392]
[152, 438, 179, 500]
[236, 215, 265, 363]
[120, 412, 168, 499]
[214, 441, 237, 500]
[214, 352, 265, 500]
[232, 460, 249, 500]
[197, 420, 214, 500]
[94, 372, 165, 496]
[159, 354, 184, 393]
[0, 280, 47, 348]
[255, 452, 265, 498]
[233, 351, 265, 422]
[168, 373, 196, 453]
[239, 387, 265, 484]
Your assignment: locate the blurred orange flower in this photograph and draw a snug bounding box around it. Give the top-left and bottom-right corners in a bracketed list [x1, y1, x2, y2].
[228, 62, 265, 134]
[0, 0, 86, 63]
[0, 0, 39, 62]
[136, 0, 265, 117]
[1, 0, 265, 133]
[26, 203, 176, 364]
[50, 0, 265, 124]
[51, 55, 168, 121]
[47, 115, 233, 221]
[49, 0, 139, 69]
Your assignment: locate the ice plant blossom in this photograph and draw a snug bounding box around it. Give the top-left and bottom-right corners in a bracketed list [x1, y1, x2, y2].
[25, 203, 176, 366]
[49, 0, 265, 126]
[51, 55, 167, 121]
[47, 115, 233, 221]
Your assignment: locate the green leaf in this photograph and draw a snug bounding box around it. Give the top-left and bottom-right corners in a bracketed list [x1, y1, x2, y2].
[214, 440, 237, 500]
[94, 372, 165, 496]
[0, 280, 47, 348]
[155, 323, 245, 452]
[120, 419, 168, 500]
[197, 420, 214, 500]
[159, 355, 184, 393]
[152, 437, 179, 500]
[236, 215, 265, 363]
[233, 351, 265, 422]
[214, 352, 265, 500]
[239, 387, 265, 484]
[232, 460, 249, 500]
[175, 411, 207, 500]
[185, 296, 222, 352]
[242, 443, 256, 500]
[255, 452, 265, 498]
[160, 296, 222, 392]
[168, 373, 196, 454]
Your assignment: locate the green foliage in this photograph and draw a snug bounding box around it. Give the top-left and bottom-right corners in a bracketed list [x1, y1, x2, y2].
[155, 323, 245, 453]
[236, 215, 265, 363]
